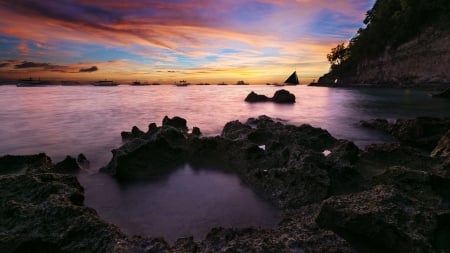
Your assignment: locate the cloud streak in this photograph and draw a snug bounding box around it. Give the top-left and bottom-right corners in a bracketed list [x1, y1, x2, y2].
[0, 0, 375, 82]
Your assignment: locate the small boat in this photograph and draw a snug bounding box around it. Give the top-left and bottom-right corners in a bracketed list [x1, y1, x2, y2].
[61, 80, 81, 86]
[175, 80, 189, 86]
[92, 80, 119, 86]
[284, 71, 300, 85]
[131, 81, 150, 86]
[17, 78, 49, 87]
[236, 80, 249, 85]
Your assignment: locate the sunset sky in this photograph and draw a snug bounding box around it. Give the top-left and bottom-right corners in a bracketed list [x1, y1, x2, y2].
[0, 0, 374, 84]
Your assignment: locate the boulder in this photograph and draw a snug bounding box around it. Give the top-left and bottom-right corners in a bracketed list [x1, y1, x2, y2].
[52, 155, 81, 173]
[316, 185, 443, 253]
[244, 91, 270, 102]
[191, 126, 202, 136]
[271, 89, 296, 104]
[244, 90, 296, 104]
[0, 153, 52, 174]
[162, 116, 188, 132]
[0, 173, 171, 253]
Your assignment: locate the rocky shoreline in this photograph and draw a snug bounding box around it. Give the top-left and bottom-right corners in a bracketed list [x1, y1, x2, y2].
[1, 116, 449, 252]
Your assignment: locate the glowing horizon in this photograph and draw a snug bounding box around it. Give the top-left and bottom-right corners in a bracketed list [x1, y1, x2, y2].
[0, 0, 374, 84]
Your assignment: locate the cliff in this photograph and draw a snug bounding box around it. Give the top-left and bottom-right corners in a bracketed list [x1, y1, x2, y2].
[317, 0, 450, 87]
[318, 27, 450, 87]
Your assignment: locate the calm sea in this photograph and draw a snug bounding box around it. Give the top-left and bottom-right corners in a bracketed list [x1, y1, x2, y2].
[1, 84, 449, 242]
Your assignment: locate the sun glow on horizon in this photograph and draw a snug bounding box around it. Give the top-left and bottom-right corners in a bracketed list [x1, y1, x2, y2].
[0, 0, 375, 84]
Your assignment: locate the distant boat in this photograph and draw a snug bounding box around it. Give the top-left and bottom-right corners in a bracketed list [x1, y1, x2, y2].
[17, 78, 49, 87]
[284, 71, 299, 85]
[93, 80, 119, 86]
[175, 80, 189, 86]
[131, 81, 150, 86]
[61, 80, 81, 86]
[217, 82, 228, 85]
[236, 80, 249, 85]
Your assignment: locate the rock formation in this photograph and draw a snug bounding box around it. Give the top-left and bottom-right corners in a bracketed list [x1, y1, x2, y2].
[245, 89, 295, 104]
[2, 115, 450, 252]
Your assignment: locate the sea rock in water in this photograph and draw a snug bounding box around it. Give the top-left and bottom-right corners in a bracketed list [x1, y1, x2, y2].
[52, 155, 81, 173]
[244, 91, 270, 102]
[272, 89, 296, 103]
[77, 153, 90, 169]
[0, 153, 52, 174]
[162, 116, 188, 132]
[244, 90, 296, 104]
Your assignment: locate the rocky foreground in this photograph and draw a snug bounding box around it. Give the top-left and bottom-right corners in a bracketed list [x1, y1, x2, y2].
[1, 115, 450, 252]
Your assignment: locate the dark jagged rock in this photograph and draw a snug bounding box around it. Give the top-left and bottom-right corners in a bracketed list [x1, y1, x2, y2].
[316, 185, 438, 253]
[77, 153, 90, 169]
[244, 91, 270, 102]
[52, 155, 81, 173]
[272, 89, 296, 103]
[121, 126, 145, 140]
[191, 126, 201, 136]
[244, 89, 296, 104]
[162, 116, 188, 132]
[0, 153, 52, 174]
[359, 118, 389, 131]
[0, 173, 171, 253]
[361, 117, 450, 151]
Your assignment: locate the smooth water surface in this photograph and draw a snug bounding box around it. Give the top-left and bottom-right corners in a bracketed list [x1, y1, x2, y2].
[1, 85, 450, 241]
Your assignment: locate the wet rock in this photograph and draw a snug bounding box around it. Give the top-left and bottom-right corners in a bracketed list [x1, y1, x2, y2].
[361, 117, 450, 151]
[77, 153, 90, 169]
[245, 91, 270, 102]
[121, 126, 145, 140]
[431, 129, 450, 158]
[316, 184, 450, 253]
[221, 120, 252, 140]
[191, 126, 202, 136]
[0, 153, 52, 174]
[52, 155, 81, 173]
[244, 90, 296, 104]
[359, 118, 389, 131]
[272, 89, 296, 104]
[162, 116, 188, 132]
[357, 143, 436, 177]
[0, 173, 111, 252]
[172, 237, 198, 252]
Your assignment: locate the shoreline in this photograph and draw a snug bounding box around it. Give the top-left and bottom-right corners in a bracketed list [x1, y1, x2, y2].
[1, 115, 450, 252]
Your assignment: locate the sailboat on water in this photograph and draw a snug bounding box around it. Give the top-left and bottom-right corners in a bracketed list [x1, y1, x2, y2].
[284, 71, 299, 85]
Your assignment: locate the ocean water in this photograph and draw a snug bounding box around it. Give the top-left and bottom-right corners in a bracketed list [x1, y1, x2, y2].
[1, 84, 449, 242]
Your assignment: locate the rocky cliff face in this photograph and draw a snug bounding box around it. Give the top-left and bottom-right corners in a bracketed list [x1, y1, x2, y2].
[318, 27, 450, 87]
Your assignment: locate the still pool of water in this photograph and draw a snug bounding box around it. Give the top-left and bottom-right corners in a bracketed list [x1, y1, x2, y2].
[1, 85, 449, 241]
[78, 164, 281, 242]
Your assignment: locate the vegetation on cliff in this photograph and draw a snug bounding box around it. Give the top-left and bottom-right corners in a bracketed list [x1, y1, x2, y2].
[326, 0, 450, 80]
